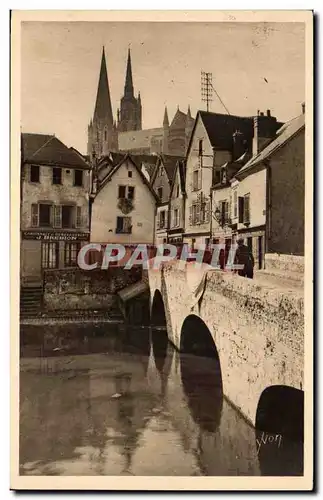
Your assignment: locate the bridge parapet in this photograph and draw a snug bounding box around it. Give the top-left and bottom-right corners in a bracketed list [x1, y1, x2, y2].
[148, 261, 304, 425]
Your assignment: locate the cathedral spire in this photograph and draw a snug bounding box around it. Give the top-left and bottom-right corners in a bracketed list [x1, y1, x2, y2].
[163, 106, 169, 128]
[93, 47, 113, 126]
[124, 48, 134, 97]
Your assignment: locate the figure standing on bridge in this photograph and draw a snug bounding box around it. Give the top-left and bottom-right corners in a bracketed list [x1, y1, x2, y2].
[235, 238, 254, 279]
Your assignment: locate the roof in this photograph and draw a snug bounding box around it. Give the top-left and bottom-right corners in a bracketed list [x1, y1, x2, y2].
[236, 113, 305, 178]
[150, 153, 184, 186]
[117, 281, 149, 302]
[170, 159, 186, 197]
[199, 110, 254, 151]
[21, 133, 90, 169]
[97, 153, 159, 201]
[118, 127, 163, 151]
[93, 47, 114, 126]
[170, 109, 189, 130]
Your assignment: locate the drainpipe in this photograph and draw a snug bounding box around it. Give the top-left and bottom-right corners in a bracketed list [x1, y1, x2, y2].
[265, 159, 272, 263]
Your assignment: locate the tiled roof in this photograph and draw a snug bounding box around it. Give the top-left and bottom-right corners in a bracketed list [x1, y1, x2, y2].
[21, 133, 90, 169]
[160, 154, 184, 183]
[236, 113, 305, 178]
[199, 111, 254, 151]
[170, 109, 188, 130]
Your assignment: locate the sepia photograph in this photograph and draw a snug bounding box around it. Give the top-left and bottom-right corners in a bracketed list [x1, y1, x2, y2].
[10, 10, 313, 490]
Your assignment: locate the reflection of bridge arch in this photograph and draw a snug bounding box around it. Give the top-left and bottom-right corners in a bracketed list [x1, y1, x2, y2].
[255, 385, 304, 476]
[151, 290, 167, 328]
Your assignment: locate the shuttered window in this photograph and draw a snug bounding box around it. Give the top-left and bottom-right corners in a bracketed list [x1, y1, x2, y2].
[243, 194, 250, 224]
[76, 206, 82, 228]
[53, 205, 62, 228]
[238, 196, 244, 223]
[31, 204, 39, 227]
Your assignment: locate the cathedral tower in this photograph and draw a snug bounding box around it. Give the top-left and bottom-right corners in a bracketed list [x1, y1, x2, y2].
[117, 49, 142, 132]
[87, 47, 118, 159]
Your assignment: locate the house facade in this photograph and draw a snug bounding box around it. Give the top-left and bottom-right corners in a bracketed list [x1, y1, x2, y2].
[20, 133, 91, 284]
[150, 154, 183, 245]
[233, 111, 305, 263]
[167, 160, 186, 245]
[90, 154, 157, 245]
[184, 110, 282, 251]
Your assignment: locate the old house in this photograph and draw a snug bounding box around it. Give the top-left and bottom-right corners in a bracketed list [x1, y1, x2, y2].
[184, 110, 282, 249]
[233, 109, 305, 264]
[90, 154, 158, 245]
[167, 160, 187, 245]
[150, 154, 184, 245]
[20, 133, 91, 284]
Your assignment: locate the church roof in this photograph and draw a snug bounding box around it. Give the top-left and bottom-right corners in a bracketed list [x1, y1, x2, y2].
[118, 128, 163, 151]
[93, 47, 114, 126]
[21, 133, 90, 169]
[124, 48, 134, 97]
[170, 109, 193, 130]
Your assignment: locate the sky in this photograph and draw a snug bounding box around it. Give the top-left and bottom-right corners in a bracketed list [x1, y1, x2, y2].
[21, 21, 305, 154]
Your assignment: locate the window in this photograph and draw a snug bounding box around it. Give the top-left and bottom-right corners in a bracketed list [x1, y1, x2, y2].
[53, 205, 62, 228]
[213, 168, 221, 185]
[74, 169, 83, 187]
[104, 130, 107, 141]
[116, 216, 132, 234]
[238, 194, 250, 224]
[198, 139, 203, 157]
[243, 194, 250, 224]
[157, 187, 163, 200]
[192, 170, 201, 191]
[64, 242, 81, 267]
[159, 211, 166, 229]
[118, 185, 126, 199]
[200, 202, 206, 224]
[219, 200, 229, 226]
[76, 206, 82, 227]
[52, 167, 62, 185]
[118, 185, 134, 199]
[128, 171, 133, 178]
[128, 186, 135, 200]
[176, 184, 179, 198]
[39, 204, 52, 227]
[233, 191, 238, 218]
[62, 205, 74, 229]
[30, 165, 40, 183]
[41, 242, 59, 269]
[173, 208, 179, 227]
[191, 204, 200, 225]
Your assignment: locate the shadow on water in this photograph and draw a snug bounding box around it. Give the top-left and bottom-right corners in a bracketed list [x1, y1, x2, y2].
[255, 385, 304, 476]
[179, 315, 223, 433]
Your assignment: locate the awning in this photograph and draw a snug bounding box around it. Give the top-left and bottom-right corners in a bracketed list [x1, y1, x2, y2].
[117, 281, 149, 303]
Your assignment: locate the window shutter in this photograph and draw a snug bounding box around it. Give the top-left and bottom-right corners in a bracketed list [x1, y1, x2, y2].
[238, 197, 244, 223]
[156, 212, 160, 229]
[205, 201, 210, 223]
[225, 201, 229, 223]
[188, 205, 192, 226]
[53, 205, 62, 228]
[244, 195, 250, 224]
[196, 204, 200, 225]
[76, 206, 82, 228]
[31, 204, 39, 227]
[198, 169, 202, 190]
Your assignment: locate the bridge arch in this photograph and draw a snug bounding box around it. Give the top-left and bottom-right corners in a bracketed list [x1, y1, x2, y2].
[255, 385, 304, 475]
[180, 315, 223, 431]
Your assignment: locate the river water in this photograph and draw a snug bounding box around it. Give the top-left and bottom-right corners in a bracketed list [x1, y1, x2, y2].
[19, 325, 303, 476]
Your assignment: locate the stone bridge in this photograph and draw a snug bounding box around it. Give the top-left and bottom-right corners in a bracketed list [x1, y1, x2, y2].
[147, 260, 304, 429]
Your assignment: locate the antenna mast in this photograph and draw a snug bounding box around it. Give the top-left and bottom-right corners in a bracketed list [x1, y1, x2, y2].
[201, 71, 213, 112]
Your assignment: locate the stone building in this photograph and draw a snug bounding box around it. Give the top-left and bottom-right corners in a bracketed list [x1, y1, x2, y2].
[150, 154, 184, 245]
[117, 49, 142, 133]
[167, 159, 187, 245]
[90, 153, 158, 245]
[87, 48, 118, 159]
[87, 47, 194, 159]
[233, 109, 305, 262]
[183, 110, 282, 249]
[20, 133, 91, 285]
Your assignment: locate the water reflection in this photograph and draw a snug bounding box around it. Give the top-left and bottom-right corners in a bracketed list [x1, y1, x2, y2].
[20, 325, 303, 476]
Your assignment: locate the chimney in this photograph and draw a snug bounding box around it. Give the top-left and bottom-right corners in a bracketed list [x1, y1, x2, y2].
[260, 111, 264, 116]
[252, 111, 278, 156]
[302, 102, 305, 114]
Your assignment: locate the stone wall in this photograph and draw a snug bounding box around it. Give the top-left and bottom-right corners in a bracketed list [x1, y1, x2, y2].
[264, 253, 304, 274]
[148, 261, 304, 425]
[43, 267, 142, 311]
